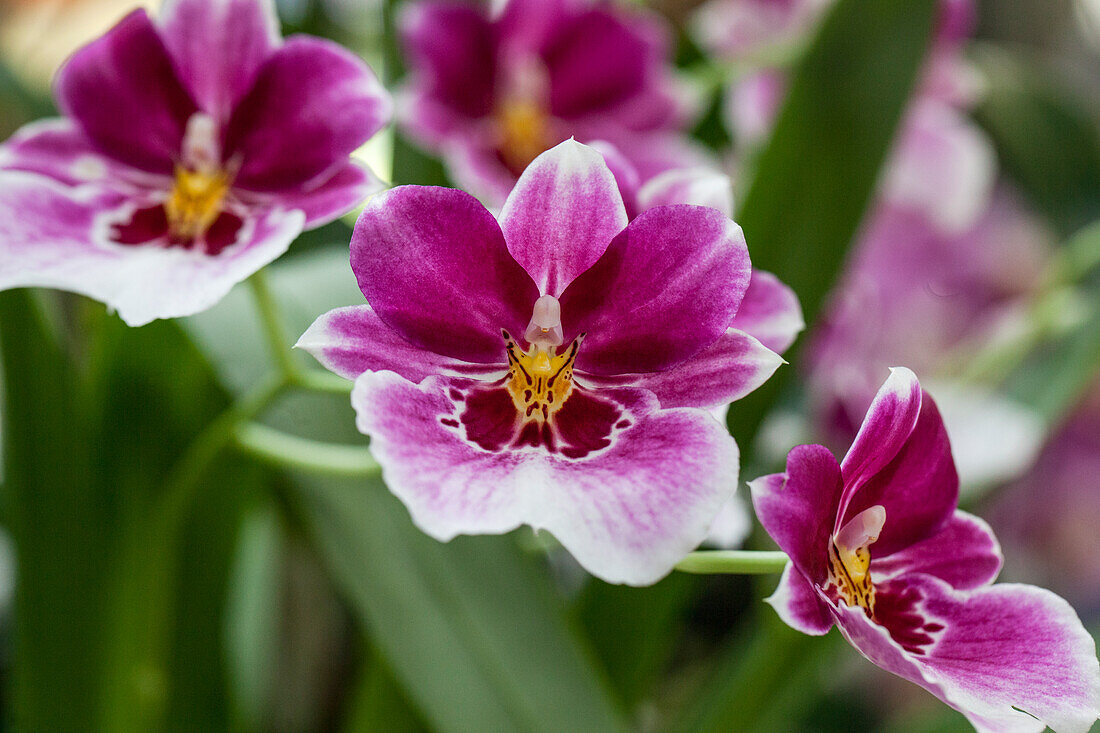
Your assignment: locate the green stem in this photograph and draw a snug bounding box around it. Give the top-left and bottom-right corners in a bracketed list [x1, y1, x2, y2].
[235, 422, 380, 476]
[674, 551, 788, 575]
[292, 368, 354, 394]
[249, 270, 301, 381]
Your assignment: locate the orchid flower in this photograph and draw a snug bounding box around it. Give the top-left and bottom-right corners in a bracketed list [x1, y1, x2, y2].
[0, 0, 391, 325]
[751, 367, 1100, 732]
[298, 140, 790, 584]
[396, 0, 703, 207]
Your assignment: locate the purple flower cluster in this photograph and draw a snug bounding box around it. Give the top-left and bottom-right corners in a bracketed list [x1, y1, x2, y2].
[0, 0, 1097, 727]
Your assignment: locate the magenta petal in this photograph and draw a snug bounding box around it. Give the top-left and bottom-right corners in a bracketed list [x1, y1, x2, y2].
[543, 7, 660, 118]
[765, 563, 835, 636]
[296, 305, 499, 383]
[842, 386, 959, 557]
[838, 367, 923, 503]
[158, 0, 280, 121]
[560, 204, 751, 375]
[835, 577, 1100, 733]
[0, 118, 135, 187]
[596, 328, 782, 409]
[398, 1, 495, 120]
[350, 186, 539, 364]
[55, 9, 198, 175]
[728, 269, 804, 354]
[873, 511, 1002, 591]
[635, 167, 733, 217]
[499, 140, 628, 297]
[228, 36, 392, 191]
[354, 371, 738, 585]
[253, 160, 385, 228]
[749, 444, 844, 584]
[587, 140, 642, 218]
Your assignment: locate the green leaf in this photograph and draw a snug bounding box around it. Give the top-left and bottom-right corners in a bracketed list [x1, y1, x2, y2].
[727, 0, 938, 454]
[82, 311, 263, 732]
[573, 574, 700, 708]
[971, 45, 1100, 239]
[667, 611, 835, 733]
[225, 502, 284, 730]
[0, 291, 105, 732]
[292, 474, 629, 733]
[342, 644, 429, 733]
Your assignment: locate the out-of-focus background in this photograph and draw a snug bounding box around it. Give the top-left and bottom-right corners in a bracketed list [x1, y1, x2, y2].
[0, 0, 1098, 731]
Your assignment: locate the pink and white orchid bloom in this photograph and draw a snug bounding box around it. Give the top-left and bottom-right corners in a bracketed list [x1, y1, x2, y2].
[751, 368, 1100, 732]
[0, 0, 391, 325]
[298, 140, 791, 584]
[396, 0, 705, 207]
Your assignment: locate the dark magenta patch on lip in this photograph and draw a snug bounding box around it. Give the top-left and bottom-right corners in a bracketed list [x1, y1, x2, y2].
[553, 387, 620, 458]
[873, 579, 941, 654]
[111, 204, 169, 244]
[110, 203, 242, 255]
[455, 382, 624, 458]
[459, 385, 518, 452]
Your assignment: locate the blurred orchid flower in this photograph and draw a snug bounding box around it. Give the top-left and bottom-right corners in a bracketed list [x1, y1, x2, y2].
[396, 0, 704, 207]
[751, 367, 1100, 733]
[298, 140, 790, 584]
[0, 0, 391, 325]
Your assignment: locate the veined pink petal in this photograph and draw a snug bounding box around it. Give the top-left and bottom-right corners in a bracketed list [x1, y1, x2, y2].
[296, 305, 501, 383]
[499, 140, 627, 297]
[585, 328, 782, 410]
[834, 576, 1100, 733]
[729, 269, 804, 354]
[0, 118, 139, 188]
[158, 0, 281, 122]
[55, 9, 198, 175]
[227, 36, 392, 191]
[840, 382, 958, 557]
[243, 159, 386, 229]
[559, 204, 750, 374]
[872, 511, 1002, 591]
[351, 185, 539, 364]
[353, 370, 739, 585]
[765, 563, 835, 636]
[838, 367, 923, 503]
[0, 171, 303, 326]
[749, 444, 844, 585]
[635, 167, 732, 217]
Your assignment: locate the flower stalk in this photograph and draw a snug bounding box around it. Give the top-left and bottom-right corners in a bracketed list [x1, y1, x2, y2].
[674, 551, 788, 575]
[235, 422, 380, 477]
